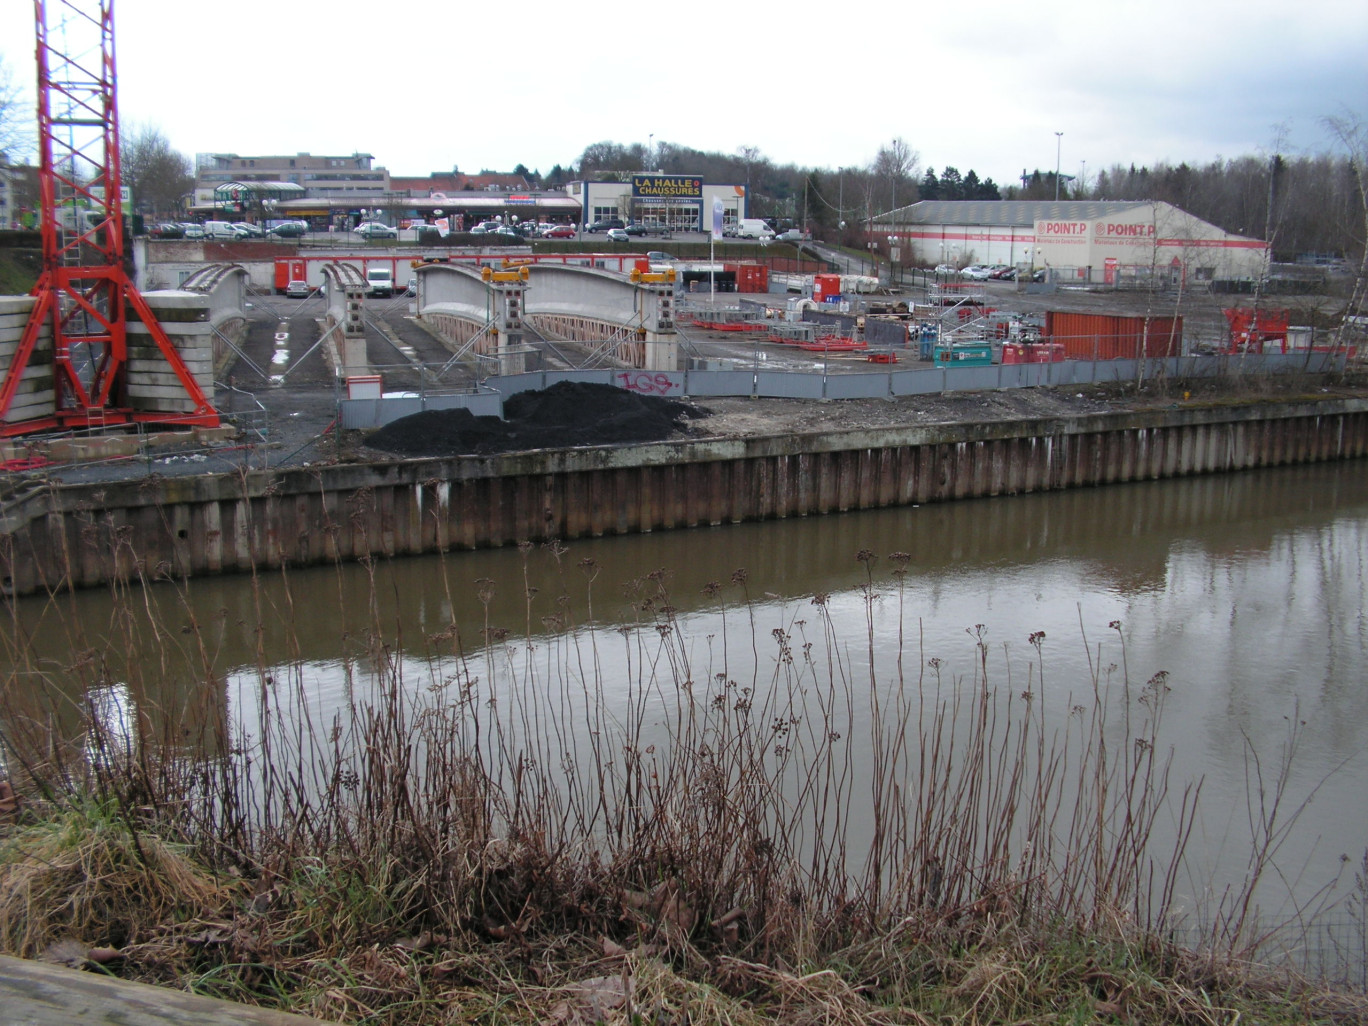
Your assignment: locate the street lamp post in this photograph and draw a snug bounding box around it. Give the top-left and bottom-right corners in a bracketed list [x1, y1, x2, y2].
[1054, 132, 1063, 202]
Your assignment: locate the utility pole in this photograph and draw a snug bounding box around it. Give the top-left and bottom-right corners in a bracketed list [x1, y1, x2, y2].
[1054, 132, 1063, 202]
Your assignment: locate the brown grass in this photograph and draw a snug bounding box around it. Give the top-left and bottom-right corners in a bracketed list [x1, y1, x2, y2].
[0, 545, 1364, 1023]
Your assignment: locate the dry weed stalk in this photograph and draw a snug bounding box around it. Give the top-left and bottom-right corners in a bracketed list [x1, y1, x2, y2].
[0, 541, 1362, 1022]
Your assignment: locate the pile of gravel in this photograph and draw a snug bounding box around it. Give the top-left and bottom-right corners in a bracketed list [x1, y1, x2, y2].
[365, 381, 708, 457]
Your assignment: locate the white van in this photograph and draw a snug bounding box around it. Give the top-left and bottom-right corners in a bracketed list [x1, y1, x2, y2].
[202, 220, 244, 240]
[733, 218, 774, 240]
[365, 267, 394, 298]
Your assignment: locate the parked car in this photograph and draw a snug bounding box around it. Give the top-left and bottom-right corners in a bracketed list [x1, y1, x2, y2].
[203, 220, 248, 240]
[960, 265, 993, 279]
[232, 222, 265, 238]
[623, 222, 649, 236]
[542, 224, 576, 238]
[405, 277, 417, 297]
[470, 221, 502, 234]
[604, 227, 630, 242]
[587, 218, 625, 233]
[491, 225, 524, 240]
[268, 222, 307, 238]
[773, 228, 810, 242]
[645, 251, 675, 264]
[284, 280, 310, 298]
[148, 222, 184, 239]
[933, 263, 958, 274]
[179, 223, 205, 239]
[989, 265, 1017, 280]
[354, 221, 397, 239]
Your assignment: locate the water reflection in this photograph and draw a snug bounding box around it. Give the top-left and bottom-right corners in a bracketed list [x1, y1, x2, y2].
[2, 462, 1366, 928]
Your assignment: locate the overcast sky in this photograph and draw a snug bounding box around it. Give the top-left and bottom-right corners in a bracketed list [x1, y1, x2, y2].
[2, 0, 1365, 189]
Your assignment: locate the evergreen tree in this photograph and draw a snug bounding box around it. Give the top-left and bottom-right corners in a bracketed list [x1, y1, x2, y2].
[921, 168, 940, 200]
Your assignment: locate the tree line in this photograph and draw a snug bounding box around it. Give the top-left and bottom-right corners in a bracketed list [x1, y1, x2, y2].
[566, 136, 1364, 263]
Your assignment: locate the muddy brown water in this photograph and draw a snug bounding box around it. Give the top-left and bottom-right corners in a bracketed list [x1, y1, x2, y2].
[5, 459, 1366, 969]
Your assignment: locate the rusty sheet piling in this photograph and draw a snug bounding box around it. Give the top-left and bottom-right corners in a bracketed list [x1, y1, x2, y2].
[2, 400, 1366, 596]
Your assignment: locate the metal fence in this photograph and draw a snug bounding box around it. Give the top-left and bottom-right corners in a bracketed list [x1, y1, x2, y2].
[337, 352, 1347, 430]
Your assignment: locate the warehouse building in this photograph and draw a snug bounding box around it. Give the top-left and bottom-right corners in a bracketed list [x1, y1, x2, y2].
[876, 201, 1268, 288]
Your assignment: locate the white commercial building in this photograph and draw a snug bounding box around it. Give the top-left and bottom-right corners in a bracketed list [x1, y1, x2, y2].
[570, 175, 747, 232]
[877, 200, 1268, 287]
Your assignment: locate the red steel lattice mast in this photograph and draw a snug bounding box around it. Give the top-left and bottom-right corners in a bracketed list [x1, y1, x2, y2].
[0, 0, 217, 436]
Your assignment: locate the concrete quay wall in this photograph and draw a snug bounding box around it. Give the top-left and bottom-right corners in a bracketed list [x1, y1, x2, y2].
[2, 399, 1366, 595]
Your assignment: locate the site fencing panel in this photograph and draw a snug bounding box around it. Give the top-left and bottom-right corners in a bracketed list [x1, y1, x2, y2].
[339, 355, 1345, 428]
[339, 391, 502, 430]
[825, 372, 892, 400]
[946, 366, 1002, 393]
[546, 370, 615, 388]
[685, 369, 756, 397]
[889, 368, 947, 396]
[610, 370, 687, 397]
[757, 370, 824, 399]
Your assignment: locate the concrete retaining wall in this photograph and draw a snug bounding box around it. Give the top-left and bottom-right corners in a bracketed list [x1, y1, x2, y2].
[2, 398, 1366, 596]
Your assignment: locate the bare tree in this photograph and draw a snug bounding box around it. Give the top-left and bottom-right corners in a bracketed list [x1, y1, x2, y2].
[120, 122, 193, 218]
[0, 54, 32, 160]
[872, 136, 918, 213]
[1323, 114, 1368, 356]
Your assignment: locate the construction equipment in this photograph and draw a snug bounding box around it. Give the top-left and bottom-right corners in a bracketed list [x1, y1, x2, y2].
[0, 0, 218, 436]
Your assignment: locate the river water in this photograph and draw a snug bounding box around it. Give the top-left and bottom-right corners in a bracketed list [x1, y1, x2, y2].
[4, 460, 1366, 966]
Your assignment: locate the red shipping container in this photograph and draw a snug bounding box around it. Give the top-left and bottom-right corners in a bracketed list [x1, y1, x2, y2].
[722, 263, 770, 294]
[274, 257, 307, 294]
[1043, 312, 1182, 360]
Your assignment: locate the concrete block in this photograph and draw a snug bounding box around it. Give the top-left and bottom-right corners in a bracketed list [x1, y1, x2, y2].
[142, 430, 196, 447]
[2, 392, 55, 422]
[0, 297, 37, 317]
[195, 425, 238, 443]
[129, 398, 197, 413]
[0, 342, 54, 363]
[126, 383, 211, 400]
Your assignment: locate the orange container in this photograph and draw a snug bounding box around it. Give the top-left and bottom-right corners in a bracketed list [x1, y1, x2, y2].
[1043, 312, 1182, 359]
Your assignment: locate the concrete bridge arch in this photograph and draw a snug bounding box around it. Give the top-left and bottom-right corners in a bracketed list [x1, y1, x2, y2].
[414, 261, 678, 375]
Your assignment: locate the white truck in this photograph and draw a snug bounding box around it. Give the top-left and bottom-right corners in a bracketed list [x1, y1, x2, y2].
[732, 218, 775, 240]
[365, 266, 395, 298]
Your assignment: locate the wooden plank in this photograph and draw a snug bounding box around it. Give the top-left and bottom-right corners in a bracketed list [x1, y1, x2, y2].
[0, 954, 340, 1025]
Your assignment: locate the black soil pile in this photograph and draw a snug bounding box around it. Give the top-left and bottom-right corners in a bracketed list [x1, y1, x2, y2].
[365, 381, 709, 457]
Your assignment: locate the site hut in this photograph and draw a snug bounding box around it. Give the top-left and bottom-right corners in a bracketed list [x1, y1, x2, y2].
[572, 175, 748, 233]
[875, 200, 1268, 289]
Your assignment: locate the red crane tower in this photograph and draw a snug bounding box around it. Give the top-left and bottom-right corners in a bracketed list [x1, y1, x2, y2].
[0, 0, 218, 436]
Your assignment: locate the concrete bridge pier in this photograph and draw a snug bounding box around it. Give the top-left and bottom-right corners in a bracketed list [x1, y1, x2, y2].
[487, 267, 529, 377]
[639, 274, 678, 371]
[321, 263, 371, 377]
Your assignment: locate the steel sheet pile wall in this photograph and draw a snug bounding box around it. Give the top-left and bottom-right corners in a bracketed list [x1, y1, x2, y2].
[2, 400, 1366, 595]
